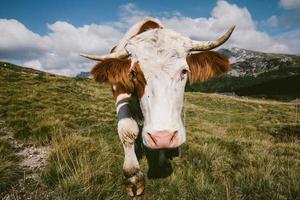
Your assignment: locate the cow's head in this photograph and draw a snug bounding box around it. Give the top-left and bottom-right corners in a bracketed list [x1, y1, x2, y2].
[81, 17, 234, 150]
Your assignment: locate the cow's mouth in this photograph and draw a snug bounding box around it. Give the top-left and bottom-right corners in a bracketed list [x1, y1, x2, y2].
[145, 147, 180, 179]
[134, 128, 180, 179]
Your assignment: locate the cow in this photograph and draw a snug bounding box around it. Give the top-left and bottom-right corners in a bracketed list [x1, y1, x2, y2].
[80, 17, 234, 198]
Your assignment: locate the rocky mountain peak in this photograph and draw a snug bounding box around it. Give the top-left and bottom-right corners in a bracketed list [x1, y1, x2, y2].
[218, 47, 295, 77]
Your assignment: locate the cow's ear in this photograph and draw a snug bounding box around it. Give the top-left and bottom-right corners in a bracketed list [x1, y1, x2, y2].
[90, 58, 133, 88]
[186, 51, 229, 82]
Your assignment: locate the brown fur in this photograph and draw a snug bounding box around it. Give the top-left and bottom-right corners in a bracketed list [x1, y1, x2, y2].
[91, 20, 159, 98]
[91, 58, 133, 88]
[136, 21, 161, 35]
[91, 59, 147, 99]
[112, 83, 132, 99]
[186, 51, 229, 82]
[131, 63, 147, 98]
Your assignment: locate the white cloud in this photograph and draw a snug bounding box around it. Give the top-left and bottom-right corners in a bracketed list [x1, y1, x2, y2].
[276, 29, 300, 54]
[119, 3, 148, 22]
[23, 59, 42, 70]
[263, 15, 279, 27]
[279, 0, 300, 9]
[162, 1, 291, 54]
[0, 1, 299, 76]
[0, 19, 47, 60]
[0, 19, 123, 76]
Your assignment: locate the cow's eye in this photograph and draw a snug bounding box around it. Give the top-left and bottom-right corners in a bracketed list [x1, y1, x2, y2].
[181, 69, 189, 75]
[180, 69, 189, 79]
[130, 70, 137, 79]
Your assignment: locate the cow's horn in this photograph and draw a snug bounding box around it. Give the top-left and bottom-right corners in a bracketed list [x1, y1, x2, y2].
[190, 25, 235, 51]
[80, 48, 128, 61]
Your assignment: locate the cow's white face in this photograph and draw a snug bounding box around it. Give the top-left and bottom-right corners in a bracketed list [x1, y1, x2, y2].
[126, 29, 192, 149]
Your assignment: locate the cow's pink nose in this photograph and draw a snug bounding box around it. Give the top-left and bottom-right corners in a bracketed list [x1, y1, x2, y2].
[146, 130, 179, 149]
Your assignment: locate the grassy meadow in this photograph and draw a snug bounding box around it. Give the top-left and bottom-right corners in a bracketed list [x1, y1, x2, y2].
[0, 62, 299, 199]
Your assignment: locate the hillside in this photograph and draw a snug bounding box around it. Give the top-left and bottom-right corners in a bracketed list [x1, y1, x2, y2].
[0, 61, 299, 199]
[187, 47, 300, 101]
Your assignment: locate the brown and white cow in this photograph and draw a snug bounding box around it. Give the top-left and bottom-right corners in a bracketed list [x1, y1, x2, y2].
[80, 17, 234, 197]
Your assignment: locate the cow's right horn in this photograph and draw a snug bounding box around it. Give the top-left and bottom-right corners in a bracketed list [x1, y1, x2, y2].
[80, 48, 128, 61]
[190, 26, 235, 51]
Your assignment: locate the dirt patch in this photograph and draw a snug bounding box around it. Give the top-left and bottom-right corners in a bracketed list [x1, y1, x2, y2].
[2, 176, 52, 200]
[0, 120, 51, 198]
[16, 145, 49, 173]
[0, 120, 50, 172]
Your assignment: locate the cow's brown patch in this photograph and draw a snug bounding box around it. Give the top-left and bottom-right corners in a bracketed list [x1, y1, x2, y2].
[131, 63, 147, 98]
[112, 83, 132, 99]
[91, 59, 147, 99]
[137, 20, 161, 35]
[91, 58, 133, 89]
[91, 19, 159, 99]
[186, 51, 229, 82]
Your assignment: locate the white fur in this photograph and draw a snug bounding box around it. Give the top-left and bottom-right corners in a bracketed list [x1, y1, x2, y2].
[125, 28, 192, 148]
[115, 17, 162, 53]
[115, 91, 140, 174]
[117, 118, 139, 141]
[116, 93, 131, 103]
[112, 84, 117, 91]
[117, 118, 140, 173]
[116, 93, 139, 145]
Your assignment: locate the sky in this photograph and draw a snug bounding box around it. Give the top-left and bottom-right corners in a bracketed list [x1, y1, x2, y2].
[0, 0, 300, 76]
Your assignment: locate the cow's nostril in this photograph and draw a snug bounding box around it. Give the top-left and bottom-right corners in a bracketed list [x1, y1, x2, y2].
[147, 132, 157, 145]
[170, 131, 178, 142]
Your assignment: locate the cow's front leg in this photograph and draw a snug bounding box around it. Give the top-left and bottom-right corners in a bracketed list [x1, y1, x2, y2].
[116, 94, 145, 197]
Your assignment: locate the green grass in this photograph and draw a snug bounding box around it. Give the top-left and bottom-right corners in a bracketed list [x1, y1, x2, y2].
[0, 62, 299, 199]
[0, 139, 22, 194]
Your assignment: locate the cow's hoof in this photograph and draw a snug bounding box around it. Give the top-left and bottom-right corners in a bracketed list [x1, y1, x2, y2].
[124, 171, 145, 197]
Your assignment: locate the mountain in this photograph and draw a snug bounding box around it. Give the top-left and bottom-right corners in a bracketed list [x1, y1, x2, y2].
[220, 47, 296, 77]
[0, 61, 299, 199]
[187, 47, 300, 101]
[76, 71, 90, 78]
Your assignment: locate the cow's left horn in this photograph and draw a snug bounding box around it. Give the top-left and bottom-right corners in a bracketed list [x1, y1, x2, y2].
[190, 25, 235, 51]
[80, 48, 128, 61]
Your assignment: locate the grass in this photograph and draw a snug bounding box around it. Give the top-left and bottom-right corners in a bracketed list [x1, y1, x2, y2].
[0, 61, 299, 199]
[0, 139, 22, 194]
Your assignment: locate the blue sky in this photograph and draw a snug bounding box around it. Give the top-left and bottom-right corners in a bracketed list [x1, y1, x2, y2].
[0, 0, 298, 35]
[0, 0, 300, 75]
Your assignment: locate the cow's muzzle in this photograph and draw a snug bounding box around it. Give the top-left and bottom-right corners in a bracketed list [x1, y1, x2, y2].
[146, 130, 179, 149]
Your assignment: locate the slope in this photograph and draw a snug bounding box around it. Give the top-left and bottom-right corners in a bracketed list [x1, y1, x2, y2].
[187, 47, 300, 101]
[0, 61, 299, 199]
